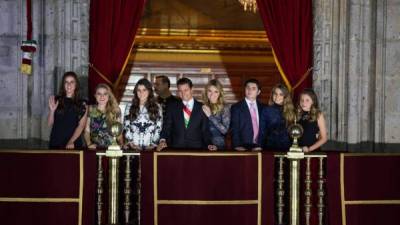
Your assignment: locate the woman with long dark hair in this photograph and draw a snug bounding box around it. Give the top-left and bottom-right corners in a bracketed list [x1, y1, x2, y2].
[48, 71, 87, 149]
[123, 78, 162, 150]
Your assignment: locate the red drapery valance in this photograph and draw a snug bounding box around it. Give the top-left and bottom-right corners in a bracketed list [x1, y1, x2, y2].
[256, 0, 313, 98]
[89, 0, 146, 102]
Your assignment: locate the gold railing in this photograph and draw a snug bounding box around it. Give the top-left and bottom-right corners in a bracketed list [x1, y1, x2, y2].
[95, 151, 327, 225]
[96, 151, 140, 225]
[274, 153, 327, 225]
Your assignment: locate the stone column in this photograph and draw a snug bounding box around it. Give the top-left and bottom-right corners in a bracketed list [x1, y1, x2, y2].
[377, 0, 400, 148]
[313, 0, 400, 152]
[0, 0, 28, 141]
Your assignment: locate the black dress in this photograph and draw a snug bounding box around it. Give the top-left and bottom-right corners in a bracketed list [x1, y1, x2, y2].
[259, 104, 291, 151]
[49, 97, 87, 149]
[298, 112, 320, 149]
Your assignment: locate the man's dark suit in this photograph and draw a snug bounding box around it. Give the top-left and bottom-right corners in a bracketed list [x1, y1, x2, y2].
[160, 99, 211, 149]
[230, 99, 264, 149]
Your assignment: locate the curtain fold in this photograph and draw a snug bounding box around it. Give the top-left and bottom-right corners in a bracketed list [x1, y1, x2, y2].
[256, 0, 313, 98]
[89, 0, 146, 101]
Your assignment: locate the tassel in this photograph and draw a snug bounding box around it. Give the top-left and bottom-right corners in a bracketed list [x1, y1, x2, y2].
[20, 40, 37, 75]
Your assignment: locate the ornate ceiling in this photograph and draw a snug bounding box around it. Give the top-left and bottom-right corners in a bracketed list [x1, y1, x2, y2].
[140, 0, 264, 30]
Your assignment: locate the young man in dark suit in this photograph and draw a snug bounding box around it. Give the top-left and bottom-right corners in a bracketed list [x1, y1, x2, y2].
[230, 79, 264, 151]
[157, 78, 216, 151]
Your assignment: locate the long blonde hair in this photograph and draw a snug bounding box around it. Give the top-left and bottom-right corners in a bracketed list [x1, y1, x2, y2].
[202, 79, 225, 114]
[95, 83, 120, 125]
[297, 89, 321, 122]
[269, 84, 296, 125]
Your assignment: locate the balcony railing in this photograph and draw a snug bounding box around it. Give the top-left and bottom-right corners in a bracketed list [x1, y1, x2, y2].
[95, 151, 327, 225]
[1, 150, 399, 225]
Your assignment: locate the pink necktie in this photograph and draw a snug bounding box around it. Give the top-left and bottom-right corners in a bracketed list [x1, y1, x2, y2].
[250, 102, 259, 143]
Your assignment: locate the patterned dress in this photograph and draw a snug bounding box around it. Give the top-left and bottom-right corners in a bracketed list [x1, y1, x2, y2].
[88, 106, 114, 148]
[124, 105, 163, 149]
[208, 105, 231, 149]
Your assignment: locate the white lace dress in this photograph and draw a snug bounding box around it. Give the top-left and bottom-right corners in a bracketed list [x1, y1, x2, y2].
[123, 105, 162, 149]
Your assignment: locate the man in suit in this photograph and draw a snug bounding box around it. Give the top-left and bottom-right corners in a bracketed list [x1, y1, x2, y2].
[230, 79, 264, 151]
[153, 75, 180, 118]
[157, 77, 215, 151]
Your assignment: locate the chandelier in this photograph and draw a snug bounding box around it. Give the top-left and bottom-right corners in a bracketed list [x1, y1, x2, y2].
[239, 0, 257, 12]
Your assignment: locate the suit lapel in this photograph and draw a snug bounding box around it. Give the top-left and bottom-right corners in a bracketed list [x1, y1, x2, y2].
[186, 100, 199, 130]
[177, 101, 186, 130]
[256, 100, 263, 120]
[243, 100, 262, 120]
[241, 100, 252, 124]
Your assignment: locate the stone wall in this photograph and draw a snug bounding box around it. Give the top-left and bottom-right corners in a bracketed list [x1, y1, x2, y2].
[313, 0, 400, 152]
[0, 0, 89, 147]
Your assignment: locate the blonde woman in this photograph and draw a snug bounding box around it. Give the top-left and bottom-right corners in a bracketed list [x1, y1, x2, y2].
[202, 79, 231, 150]
[84, 83, 121, 149]
[259, 84, 295, 151]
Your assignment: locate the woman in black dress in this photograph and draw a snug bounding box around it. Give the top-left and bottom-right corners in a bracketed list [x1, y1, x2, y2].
[259, 84, 295, 151]
[47, 71, 88, 149]
[297, 89, 328, 152]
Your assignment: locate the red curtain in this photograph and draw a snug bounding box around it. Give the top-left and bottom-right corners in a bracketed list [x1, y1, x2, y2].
[89, 0, 146, 101]
[256, 0, 313, 98]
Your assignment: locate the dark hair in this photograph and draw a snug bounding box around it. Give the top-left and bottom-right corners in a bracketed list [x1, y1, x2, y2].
[156, 75, 171, 88]
[57, 71, 83, 113]
[58, 71, 81, 98]
[128, 78, 160, 122]
[244, 78, 261, 90]
[177, 77, 193, 88]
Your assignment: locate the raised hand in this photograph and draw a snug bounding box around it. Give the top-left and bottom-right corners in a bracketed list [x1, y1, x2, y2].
[48, 96, 59, 112]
